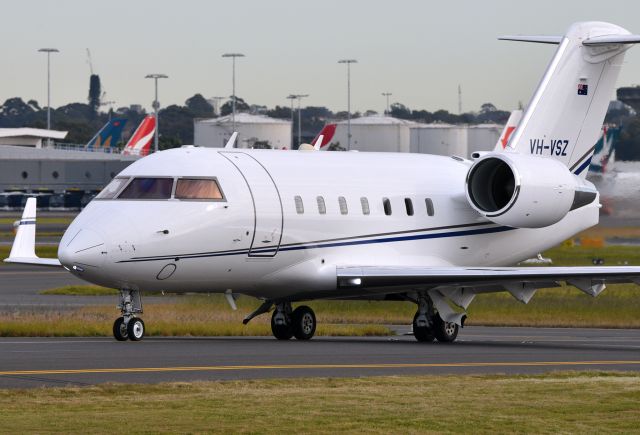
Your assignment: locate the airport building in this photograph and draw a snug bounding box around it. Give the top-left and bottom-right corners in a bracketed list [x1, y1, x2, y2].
[0, 128, 137, 208]
[194, 113, 292, 149]
[331, 115, 418, 152]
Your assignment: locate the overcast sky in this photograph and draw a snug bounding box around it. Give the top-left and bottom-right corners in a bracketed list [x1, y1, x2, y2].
[3, 0, 640, 114]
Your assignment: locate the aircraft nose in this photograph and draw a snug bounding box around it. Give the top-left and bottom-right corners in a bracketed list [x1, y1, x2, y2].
[58, 228, 107, 271]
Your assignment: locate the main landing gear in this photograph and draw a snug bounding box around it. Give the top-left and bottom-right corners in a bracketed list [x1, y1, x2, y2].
[269, 302, 317, 340]
[113, 289, 145, 341]
[412, 293, 459, 343]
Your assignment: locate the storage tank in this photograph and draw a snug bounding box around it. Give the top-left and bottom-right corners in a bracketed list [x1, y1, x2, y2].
[409, 124, 468, 157]
[467, 124, 502, 155]
[194, 113, 292, 149]
[329, 115, 417, 152]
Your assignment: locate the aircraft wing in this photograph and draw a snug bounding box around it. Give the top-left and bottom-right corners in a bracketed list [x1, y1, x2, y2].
[337, 265, 640, 294]
[337, 265, 640, 324]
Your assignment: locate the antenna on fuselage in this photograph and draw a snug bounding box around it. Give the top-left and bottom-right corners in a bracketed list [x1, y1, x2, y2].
[224, 132, 238, 149]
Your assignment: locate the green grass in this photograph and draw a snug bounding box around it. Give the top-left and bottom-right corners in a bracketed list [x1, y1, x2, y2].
[0, 372, 638, 433]
[0, 245, 58, 264]
[0, 217, 72, 225]
[0, 231, 63, 238]
[41, 285, 118, 296]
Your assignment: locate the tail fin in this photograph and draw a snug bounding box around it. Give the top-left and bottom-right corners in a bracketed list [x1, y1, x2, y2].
[4, 197, 61, 267]
[123, 115, 156, 156]
[494, 109, 523, 150]
[86, 118, 127, 150]
[312, 124, 337, 150]
[501, 22, 640, 177]
[590, 125, 620, 174]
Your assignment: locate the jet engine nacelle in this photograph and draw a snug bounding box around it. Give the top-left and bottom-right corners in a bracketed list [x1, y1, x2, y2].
[465, 152, 588, 228]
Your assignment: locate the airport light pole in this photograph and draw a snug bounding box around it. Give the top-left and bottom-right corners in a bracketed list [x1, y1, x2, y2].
[291, 94, 309, 148]
[222, 53, 245, 132]
[286, 94, 297, 148]
[338, 59, 357, 150]
[210, 96, 224, 116]
[38, 48, 59, 146]
[145, 73, 168, 153]
[382, 92, 392, 116]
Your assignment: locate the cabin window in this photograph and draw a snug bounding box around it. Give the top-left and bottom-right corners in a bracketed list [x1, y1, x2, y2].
[96, 177, 129, 199]
[175, 178, 223, 200]
[425, 198, 435, 216]
[338, 196, 348, 215]
[405, 198, 414, 216]
[294, 195, 304, 214]
[118, 177, 173, 200]
[317, 196, 326, 214]
[383, 198, 392, 216]
[360, 197, 370, 215]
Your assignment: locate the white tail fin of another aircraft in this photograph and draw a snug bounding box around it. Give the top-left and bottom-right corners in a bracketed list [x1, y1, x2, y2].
[5, 197, 61, 267]
[500, 22, 640, 177]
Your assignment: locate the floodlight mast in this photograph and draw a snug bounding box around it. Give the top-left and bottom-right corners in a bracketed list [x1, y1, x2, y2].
[222, 53, 245, 132]
[288, 94, 309, 148]
[382, 92, 392, 116]
[144, 73, 168, 153]
[38, 48, 59, 146]
[338, 59, 357, 150]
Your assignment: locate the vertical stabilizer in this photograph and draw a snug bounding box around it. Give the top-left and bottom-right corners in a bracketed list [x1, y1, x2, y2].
[502, 22, 640, 177]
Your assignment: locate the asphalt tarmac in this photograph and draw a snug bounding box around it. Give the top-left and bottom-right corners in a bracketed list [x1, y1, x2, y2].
[0, 327, 638, 388]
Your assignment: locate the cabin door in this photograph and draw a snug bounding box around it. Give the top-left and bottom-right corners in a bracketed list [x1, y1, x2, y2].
[221, 152, 283, 257]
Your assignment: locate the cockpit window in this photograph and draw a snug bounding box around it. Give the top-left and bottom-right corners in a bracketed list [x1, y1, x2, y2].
[118, 178, 173, 200]
[95, 177, 129, 199]
[175, 178, 223, 200]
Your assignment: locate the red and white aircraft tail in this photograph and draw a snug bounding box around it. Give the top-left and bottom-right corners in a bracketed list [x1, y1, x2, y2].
[312, 124, 337, 150]
[494, 110, 523, 150]
[123, 115, 156, 156]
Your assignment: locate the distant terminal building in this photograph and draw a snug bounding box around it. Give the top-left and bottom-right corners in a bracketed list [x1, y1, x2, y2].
[0, 128, 137, 209]
[194, 113, 292, 149]
[331, 115, 418, 152]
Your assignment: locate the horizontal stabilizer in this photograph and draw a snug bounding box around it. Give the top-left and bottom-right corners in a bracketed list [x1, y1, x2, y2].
[498, 35, 562, 44]
[583, 34, 640, 45]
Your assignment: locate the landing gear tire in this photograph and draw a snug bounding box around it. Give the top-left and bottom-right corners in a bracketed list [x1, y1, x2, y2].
[292, 306, 316, 340]
[412, 312, 434, 342]
[113, 317, 128, 341]
[127, 318, 145, 341]
[433, 315, 458, 343]
[271, 311, 293, 340]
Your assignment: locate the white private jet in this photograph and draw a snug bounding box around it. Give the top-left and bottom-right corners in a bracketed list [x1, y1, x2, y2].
[6, 21, 640, 343]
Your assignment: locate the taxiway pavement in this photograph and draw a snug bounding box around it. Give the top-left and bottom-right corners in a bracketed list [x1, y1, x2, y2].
[0, 327, 638, 388]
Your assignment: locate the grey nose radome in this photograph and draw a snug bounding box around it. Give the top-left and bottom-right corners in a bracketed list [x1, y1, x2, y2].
[58, 229, 107, 270]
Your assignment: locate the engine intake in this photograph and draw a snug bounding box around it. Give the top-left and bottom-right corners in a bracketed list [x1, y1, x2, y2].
[465, 152, 592, 228]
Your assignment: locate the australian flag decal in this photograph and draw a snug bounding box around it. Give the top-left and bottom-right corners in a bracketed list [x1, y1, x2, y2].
[577, 83, 588, 95]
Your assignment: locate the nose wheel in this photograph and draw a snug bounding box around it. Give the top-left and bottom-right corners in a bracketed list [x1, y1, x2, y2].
[113, 289, 145, 341]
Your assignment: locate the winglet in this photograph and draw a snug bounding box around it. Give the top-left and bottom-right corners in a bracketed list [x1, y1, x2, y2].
[4, 197, 61, 267]
[313, 135, 324, 151]
[224, 132, 238, 149]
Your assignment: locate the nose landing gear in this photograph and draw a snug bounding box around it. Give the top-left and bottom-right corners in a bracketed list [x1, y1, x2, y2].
[113, 289, 145, 341]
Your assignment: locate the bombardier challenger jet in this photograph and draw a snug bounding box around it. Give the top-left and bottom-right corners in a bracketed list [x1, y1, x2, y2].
[7, 21, 640, 342]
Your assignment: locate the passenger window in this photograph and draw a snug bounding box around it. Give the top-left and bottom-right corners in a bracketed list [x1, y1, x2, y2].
[360, 197, 370, 215]
[405, 198, 414, 216]
[425, 198, 435, 216]
[338, 196, 348, 215]
[118, 178, 173, 200]
[317, 196, 326, 214]
[96, 177, 129, 199]
[383, 198, 392, 216]
[295, 196, 304, 214]
[175, 178, 223, 200]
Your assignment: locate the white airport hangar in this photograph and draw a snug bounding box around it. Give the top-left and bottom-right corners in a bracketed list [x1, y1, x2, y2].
[194, 113, 292, 149]
[331, 115, 418, 152]
[410, 123, 502, 157]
